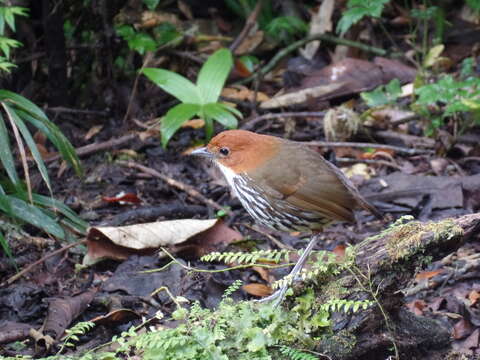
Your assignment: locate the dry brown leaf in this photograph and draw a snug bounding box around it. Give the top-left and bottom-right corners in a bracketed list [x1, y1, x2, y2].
[138, 11, 180, 29]
[301, 0, 334, 60]
[406, 299, 426, 316]
[242, 283, 273, 297]
[469, 290, 480, 306]
[222, 86, 269, 102]
[84, 125, 103, 141]
[172, 219, 243, 258]
[260, 82, 345, 109]
[83, 219, 218, 264]
[91, 309, 140, 326]
[234, 30, 264, 55]
[177, 0, 193, 20]
[182, 118, 205, 129]
[453, 318, 474, 340]
[332, 244, 346, 260]
[252, 266, 271, 283]
[415, 269, 443, 281]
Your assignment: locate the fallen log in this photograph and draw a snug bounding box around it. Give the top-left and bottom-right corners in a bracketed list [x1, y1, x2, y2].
[310, 213, 480, 359]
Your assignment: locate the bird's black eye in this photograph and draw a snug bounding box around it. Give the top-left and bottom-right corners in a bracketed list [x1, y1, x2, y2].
[219, 147, 230, 156]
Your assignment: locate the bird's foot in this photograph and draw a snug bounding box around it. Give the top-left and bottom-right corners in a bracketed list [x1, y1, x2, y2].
[254, 285, 289, 308]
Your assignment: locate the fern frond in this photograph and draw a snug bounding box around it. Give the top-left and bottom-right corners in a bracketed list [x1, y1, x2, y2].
[321, 299, 373, 314]
[201, 249, 291, 264]
[278, 345, 318, 360]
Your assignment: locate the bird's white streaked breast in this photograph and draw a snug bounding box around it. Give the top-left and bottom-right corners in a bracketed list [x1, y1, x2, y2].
[216, 162, 240, 196]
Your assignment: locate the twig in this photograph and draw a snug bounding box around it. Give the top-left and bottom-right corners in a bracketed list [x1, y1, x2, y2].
[336, 157, 402, 170]
[243, 223, 294, 250]
[1, 240, 87, 287]
[46, 107, 109, 116]
[123, 53, 153, 124]
[117, 160, 227, 213]
[229, 0, 263, 53]
[241, 111, 326, 130]
[141, 247, 294, 274]
[305, 140, 433, 155]
[45, 133, 137, 163]
[235, 33, 387, 85]
[168, 50, 204, 64]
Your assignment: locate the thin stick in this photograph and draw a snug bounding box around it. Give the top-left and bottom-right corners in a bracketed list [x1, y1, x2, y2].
[45, 133, 137, 163]
[1, 240, 87, 287]
[117, 160, 227, 213]
[305, 140, 432, 155]
[123, 53, 153, 124]
[241, 111, 326, 130]
[235, 33, 388, 85]
[229, 0, 263, 53]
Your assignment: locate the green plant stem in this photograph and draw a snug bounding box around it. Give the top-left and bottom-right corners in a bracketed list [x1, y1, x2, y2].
[235, 34, 388, 86]
[347, 265, 399, 360]
[204, 116, 214, 141]
[140, 248, 295, 274]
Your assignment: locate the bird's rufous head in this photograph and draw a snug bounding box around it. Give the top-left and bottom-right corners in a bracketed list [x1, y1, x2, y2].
[191, 130, 281, 174]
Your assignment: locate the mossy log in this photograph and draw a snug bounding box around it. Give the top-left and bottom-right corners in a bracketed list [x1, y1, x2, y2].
[308, 213, 480, 360]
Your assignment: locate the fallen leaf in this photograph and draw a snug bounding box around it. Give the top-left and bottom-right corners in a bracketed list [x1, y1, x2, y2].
[406, 299, 426, 316]
[242, 283, 273, 297]
[84, 218, 219, 264]
[252, 266, 271, 282]
[332, 244, 346, 260]
[415, 269, 444, 281]
[172, 219, 243, 258]
[469, 290, 480, 307]
[182, 118, 205, 129]
[453, 318, 475, 340]
[84, 125, 103, 141]
[91, 309, 140, 326]
[102, 192, 142, 205]
[234, 30, 264, 55]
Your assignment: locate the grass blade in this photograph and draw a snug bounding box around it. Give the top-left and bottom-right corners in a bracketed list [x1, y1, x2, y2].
[4, 103, 52, 194]
[0, 194, 65, 239]
[0, 112, 19, 185]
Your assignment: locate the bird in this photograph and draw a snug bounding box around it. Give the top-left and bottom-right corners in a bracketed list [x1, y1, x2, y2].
[192, 129, 382, 304]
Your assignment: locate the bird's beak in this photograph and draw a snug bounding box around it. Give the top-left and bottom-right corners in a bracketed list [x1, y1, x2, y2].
[190, 147, 214, 158]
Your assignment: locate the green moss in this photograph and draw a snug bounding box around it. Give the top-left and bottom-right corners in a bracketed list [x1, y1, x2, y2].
[320, 330, 357, 358]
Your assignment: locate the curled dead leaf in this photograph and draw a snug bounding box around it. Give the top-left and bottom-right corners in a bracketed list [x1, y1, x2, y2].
[242, 283, 273, 297]
[84, 218, 219, 264]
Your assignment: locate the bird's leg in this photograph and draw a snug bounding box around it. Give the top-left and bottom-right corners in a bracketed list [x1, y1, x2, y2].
[257, 233, 320, 307]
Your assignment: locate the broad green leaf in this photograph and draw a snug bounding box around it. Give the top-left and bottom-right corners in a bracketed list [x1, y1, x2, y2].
[3, 103, 52, 193]
[337, 0, 390, 36]
[161, 103, 200, 147]
[218, 103, 243, 118]
[143, 0, 160, 10]
[0, 195, 65, 238]
[32, 193, 88, 234]
[197, 48, 233, 104]
[128, 32, 157, 55]
[115, 24, 135, 39]
[0, 9, 4, 35]
[203, 103, 238, 129]
[0, 89, 49, 120]
[0, 112, 19, 185]
[142, 68, 201, 104]
[0, 231, 15, 266]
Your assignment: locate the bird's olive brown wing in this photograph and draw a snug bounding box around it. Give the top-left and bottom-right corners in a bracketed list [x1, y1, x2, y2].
[250, 142, 358, 222]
